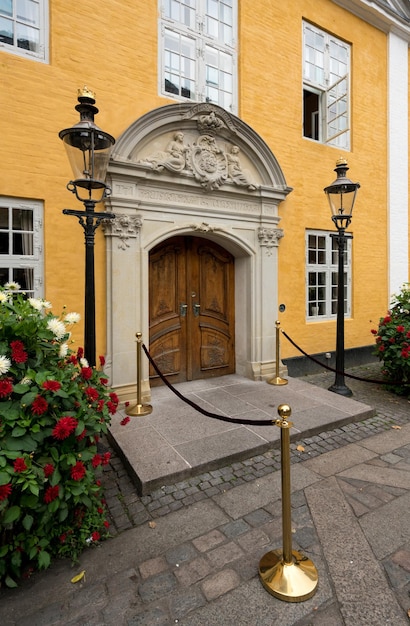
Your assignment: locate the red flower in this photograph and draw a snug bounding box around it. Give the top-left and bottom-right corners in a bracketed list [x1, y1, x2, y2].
[81, 367, 93, 380]
[109, 392, 119, 405]
[44, 485, 59, 503]
[402, 348, 410, 358]
[95, 480, 101, 487]
[120, 416, 130, 426]
[13, 457, 27, 473]
[31, 395, 48, 415]
[107, 401, 117, 415]
[382, 315, 392, 325]
[43, 463, 55, 477]
[103, 520, 109, 528]
[397, 325, 405, 333]
[76, 428, 87, 441]
[100, 378, 108, 386]
[91, 454, 102, 468]
[91, 531, 100, 542]
[0, 483, 12, 501]
[97, 399, 105, 412]
[389, 337, 395, 344]
[85, 386, 99, 401]
[52, 416, 78, 440]
[59, 533, 67, 543]
[370, 329, 378, 335]
[379, 345, 385, 352]
[77, 347, 84, 359]
[406, 331, 410, 339]
[0, 377, 13, 398]
[101, 452, 111, 466]
[68, 355, 77, 364]
[71, 461, 86, 481]
[10, 340, 28, 363]
[99, 355, 106, 367]
[97, 507, 104, 514]
[42, 380, 61, 392]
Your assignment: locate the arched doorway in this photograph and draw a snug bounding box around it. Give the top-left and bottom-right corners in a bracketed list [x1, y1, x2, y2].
[149, 235, 235, 385]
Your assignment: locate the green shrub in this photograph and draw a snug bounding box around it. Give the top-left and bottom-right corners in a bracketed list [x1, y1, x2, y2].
[372, 283, 410, 395]
[0, 283, 121, 587]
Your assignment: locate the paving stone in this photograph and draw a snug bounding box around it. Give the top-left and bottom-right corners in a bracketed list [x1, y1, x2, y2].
[243, 508, 272, 527]
[174, 556, 213, 586]
[206, 541, 245, 568]
[165, 542, 198, 566]
[139, 556, 168, 579]
[200, 568, 241, 601]
[169, 587, 206, 620]
[220, 518, 251, 539]
[138, 571, 177, 603]
[127, 606, 169, 626]
[236, 528, 270, 553]
[192, 529, 226, 552]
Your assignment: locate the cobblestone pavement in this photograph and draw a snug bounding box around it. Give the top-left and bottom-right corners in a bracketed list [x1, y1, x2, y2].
[102, 362, 408, 535]
[2, 361, 410, 625]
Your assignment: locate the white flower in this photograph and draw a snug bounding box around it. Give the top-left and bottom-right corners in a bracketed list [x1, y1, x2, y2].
[59, 343, 69, 358]
[47, 318, 67, 340]
[0, 355, 11, 375]
[28, 298, 52, 311]
[4, 281, 21, 291]
[19, 376, 31, 385]
[0, 292, 9, 304]
[80, 357, 89, 368]
[64, 312, 81, 324]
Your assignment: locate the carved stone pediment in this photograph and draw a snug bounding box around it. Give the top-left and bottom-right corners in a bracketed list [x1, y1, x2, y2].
[136, 107, 257, 192]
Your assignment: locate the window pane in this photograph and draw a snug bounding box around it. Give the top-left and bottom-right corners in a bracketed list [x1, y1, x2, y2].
[17, 0, 40, 27]
[0, 268, 9, 283]
[0, 0, 12, 17]
[0, 207, 8, 228]
[12, 208, 33, 230]
[13, 232, 33, 254]
[13, 267, 33, 292]
[0, 233, 9, 254]
[0, 15, 13, 44]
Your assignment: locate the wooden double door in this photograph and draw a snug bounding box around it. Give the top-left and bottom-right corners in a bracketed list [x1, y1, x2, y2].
[149, 236, 235, 385]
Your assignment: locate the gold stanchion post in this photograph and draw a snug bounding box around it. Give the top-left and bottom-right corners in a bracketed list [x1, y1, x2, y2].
[259, 404, 318, 602]
[268, 321, 288, 385]
[126, 332, 153, 417]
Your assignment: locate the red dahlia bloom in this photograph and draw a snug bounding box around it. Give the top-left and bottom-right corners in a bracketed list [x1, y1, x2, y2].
[0, 378, 13, 398]
[59, 533, 67, 543]
[91, 531, 100, 542]
[85, 386, 99, 401]
[103, 520, 109, 528]
[44, 485, 59, 503]
[81, 367, 92, 380]
[100, 378, 108, 385]
[99, 355, 106, 367]
[379, 345, 385, 352]
[76, 428, 87, 441]
[370, 329, 377, 335]
[120, 416, 130, 426]
[43, 463, 55, 477]
[382, 315, 392, 324]
[42, 380, 61, 391]
[13, 457, 27, 473]
[71, 461, 86, 481]
[31, 395, 48, 415]
[0, 483, 12, 501]
[68, 355, 77, 364]
[102, 452, 111, 466]
[52, 416, 78, 440]
[77, 347, 84, 359]
[10, 340, 28, 363]
[91, 454, 102, 468]
[109, 392, 119, 405]
[397, 325, 405, 333]
[107, 401, 117, 415]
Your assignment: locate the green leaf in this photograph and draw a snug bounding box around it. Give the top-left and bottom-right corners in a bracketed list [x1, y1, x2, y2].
[37, 550, 51, 570]
[28, 482, 39, 497]
[20, 494, 38, 508]
[3, 434, 37, 451]
[50, 447, 59, 463]
[12, 383, 31, 394]
[2, 505, 21, 524]
[0, 471, 10, 485]
[22, 514, 34, 531]
[20, 391, 38, 407]
[5, 575, 18, 588]
[11, 426, 26, 437]
[0, 544, 8, 557]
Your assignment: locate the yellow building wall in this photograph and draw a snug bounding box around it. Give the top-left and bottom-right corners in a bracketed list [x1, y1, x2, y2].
[0, 0, 390, 361]
[240, 0, 389, 359]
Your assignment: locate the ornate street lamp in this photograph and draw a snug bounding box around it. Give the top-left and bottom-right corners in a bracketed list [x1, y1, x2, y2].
[324, 158, 360, 396]
[59, 87, 115, 366]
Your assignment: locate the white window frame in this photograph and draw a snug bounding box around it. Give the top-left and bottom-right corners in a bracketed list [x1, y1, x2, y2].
[0, 0, 49, 63]
[302, 21, 350, 150]
[306, 229, 352, 321]
[0, 197, 44, 297]
[159, 0, 238, 113]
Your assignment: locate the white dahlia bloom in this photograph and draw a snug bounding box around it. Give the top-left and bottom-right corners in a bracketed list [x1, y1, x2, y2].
[64, 312, 81, 324]
[47, 318, 67, 340]
[0, 355, 11, 375]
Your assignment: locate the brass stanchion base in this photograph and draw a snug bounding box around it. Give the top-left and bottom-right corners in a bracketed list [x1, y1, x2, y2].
[267, 376, 288, 386]
[126, 403, 153, 417]
[259, 549, 318, 602]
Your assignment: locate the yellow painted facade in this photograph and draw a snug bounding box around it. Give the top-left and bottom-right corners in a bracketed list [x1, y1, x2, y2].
[0, 0, 408, 371]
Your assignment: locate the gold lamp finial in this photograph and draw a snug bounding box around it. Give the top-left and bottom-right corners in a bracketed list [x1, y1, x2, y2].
[77, 85, 95, 100]
[336, 156, 348, 167]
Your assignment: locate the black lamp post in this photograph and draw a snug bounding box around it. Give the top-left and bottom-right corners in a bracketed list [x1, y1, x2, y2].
[59, 87, 115, 367]
[324, 158, 360, 397]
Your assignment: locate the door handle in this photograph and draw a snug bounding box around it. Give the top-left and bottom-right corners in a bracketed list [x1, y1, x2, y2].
[180, 303, 188, 317]
[193, 303, 201, 317]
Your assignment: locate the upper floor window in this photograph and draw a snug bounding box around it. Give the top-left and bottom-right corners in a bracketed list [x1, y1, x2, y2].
[159, 0, 237, 113]
[0, 0, 48, 62]
[0, 197, 44, 297]
[306, 230, 351, 320]
[303, 22, 350, 150]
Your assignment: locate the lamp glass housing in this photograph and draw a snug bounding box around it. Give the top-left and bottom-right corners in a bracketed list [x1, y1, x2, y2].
[60, 126, 114, 190]
[324, 162, 360, 230]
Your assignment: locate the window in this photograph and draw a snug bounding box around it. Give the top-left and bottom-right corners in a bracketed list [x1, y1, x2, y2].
[0, 0, 48, 62]
[0, 197, 43, 297]
[160, 0, 237, 112]
[306, 230, 351, 320]
[303, 22, 350, 150]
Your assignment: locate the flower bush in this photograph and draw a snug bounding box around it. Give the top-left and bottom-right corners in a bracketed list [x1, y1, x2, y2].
[0, 284, 120, 587]
[372, 282, 410, 395]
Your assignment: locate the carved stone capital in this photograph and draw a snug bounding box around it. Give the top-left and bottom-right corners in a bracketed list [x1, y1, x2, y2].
[102, 214, 143, 250]
[258, 227, 284, 255]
